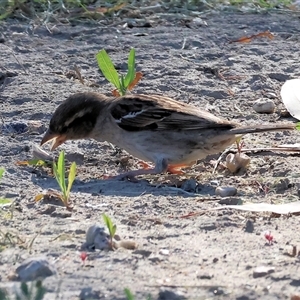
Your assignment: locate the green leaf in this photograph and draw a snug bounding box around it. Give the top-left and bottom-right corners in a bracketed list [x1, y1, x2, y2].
[111, 224, 117, 237]
[102, 213, 116, 238]
[124, 288, 135, 300]
[96, 49, 121, 91]
[0, 288, 8, 300]
[21, 282, 29, 296]
[296, 122, 300, 131]
[66, 162, 77, 198]
[53, 152, 67, 200]
[0, 198, 12, 206]
[0, 168, 4, 180]
[119, 75, 126, 96]
[124, 48, 136, 88]
[57, 151, 66, 197]
[34, 280, 47, 300]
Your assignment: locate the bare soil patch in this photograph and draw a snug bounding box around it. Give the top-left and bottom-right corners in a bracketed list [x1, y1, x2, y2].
[1, 10, 300, 300]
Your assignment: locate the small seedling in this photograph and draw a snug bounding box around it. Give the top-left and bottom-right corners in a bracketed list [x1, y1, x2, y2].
[52, 151, 76, 208]
[12, 280, 47, 300]
[80, 252, 87, 264]
[124, 288, 135, 300]
[96, 48, 142, 96]
[264, 231, 274, 245]
[102, 213, 116, 248]
[0, 168, 12, 209]
[35, 152, 76, 209]
[124, 288, 152, 300]
[0, 168, 4, 180]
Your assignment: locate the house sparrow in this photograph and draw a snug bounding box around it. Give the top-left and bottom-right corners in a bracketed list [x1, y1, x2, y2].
[41, 92, 295, 179]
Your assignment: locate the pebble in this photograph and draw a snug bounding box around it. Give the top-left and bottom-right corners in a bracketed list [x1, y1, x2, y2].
[15, 256, 56, 281]
[159, 249, 170, 256]
[244, 219, 254, 233]
[215, 186, 237, 197]
[84, 224, 110, 250]
[226, 153, 251, 173]
[253, 99, 275, 114]
[181, 178, 197, 192]
[197, 273, 213, 280]
[253, 266, 275, 278]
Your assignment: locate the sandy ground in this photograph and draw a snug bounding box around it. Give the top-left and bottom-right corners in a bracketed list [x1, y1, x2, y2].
[1, 9, 300, 300]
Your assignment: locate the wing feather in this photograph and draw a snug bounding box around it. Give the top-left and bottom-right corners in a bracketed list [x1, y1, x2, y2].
[109, 94, 236, 131]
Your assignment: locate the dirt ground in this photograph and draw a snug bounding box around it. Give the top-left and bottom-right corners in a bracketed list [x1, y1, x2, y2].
[1, 9, 300, 300]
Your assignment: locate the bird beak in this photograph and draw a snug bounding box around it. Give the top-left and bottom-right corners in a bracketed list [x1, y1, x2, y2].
[41, 129, 67, 151]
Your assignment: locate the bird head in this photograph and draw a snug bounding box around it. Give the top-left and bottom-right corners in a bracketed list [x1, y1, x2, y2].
[41, 92, 108, 151]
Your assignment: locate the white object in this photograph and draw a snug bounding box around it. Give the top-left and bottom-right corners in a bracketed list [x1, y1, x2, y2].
[281, 78, 300, 120]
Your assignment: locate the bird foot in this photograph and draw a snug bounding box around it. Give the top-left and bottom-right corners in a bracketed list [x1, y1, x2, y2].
[167, 164, 190, 175]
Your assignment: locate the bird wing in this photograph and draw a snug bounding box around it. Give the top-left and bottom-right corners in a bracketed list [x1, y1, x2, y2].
[109, 94, 236, 131]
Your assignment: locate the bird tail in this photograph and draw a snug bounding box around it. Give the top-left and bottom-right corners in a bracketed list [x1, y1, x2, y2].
[229, 123, 295, 135]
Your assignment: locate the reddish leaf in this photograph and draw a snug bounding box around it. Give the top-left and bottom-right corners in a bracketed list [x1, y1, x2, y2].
[128, 72, 143, 91]
[112, 89, 120, 97]
[229, 31, 274, 44]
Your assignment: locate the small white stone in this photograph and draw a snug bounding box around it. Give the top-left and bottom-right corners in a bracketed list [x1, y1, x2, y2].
[159, 249, 170, 256]
[215, 186, 237, 197]
[253, 266, 275, 278]
[226, 153, 251, 173]
[253, 99, 275, 114]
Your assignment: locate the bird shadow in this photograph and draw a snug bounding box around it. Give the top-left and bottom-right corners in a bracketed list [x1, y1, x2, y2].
[31, 172, 216, 198]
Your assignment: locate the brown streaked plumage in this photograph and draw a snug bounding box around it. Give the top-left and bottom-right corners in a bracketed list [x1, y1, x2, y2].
[41, 92, 295, 180]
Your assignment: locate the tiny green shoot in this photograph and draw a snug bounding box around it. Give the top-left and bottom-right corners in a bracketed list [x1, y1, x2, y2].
[124, 288, 135, 300]
[0, 168, 4, 180]
[102, 213, 117, 247]
[0, 168, 12, 208]
[296, 122, 300, 131]
[96, 48, 137, 96]
[52, 151, 76, 208]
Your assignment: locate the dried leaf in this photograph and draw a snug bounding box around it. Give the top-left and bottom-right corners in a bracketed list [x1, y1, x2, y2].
[96, 3, 126, 13]
[128, 72, 143, 91]
[229, 30, 274, 44]
[112, 89, 120, 97]
[16, 159, 48, 167]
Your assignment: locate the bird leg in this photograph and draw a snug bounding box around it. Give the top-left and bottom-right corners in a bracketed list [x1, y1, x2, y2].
[109, 158, 168, 182]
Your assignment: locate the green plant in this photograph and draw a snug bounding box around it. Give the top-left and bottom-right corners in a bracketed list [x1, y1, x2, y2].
[0, 168, 12, 208]
[102, 213, 116, 246]
[0, 168, 4, 180]
[0, 280, 46, 300]
[96, 48, 138, 96]
[124, 288, 135, 300]
[124, 288, 152, 300]
[52, 151, 76, 208]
